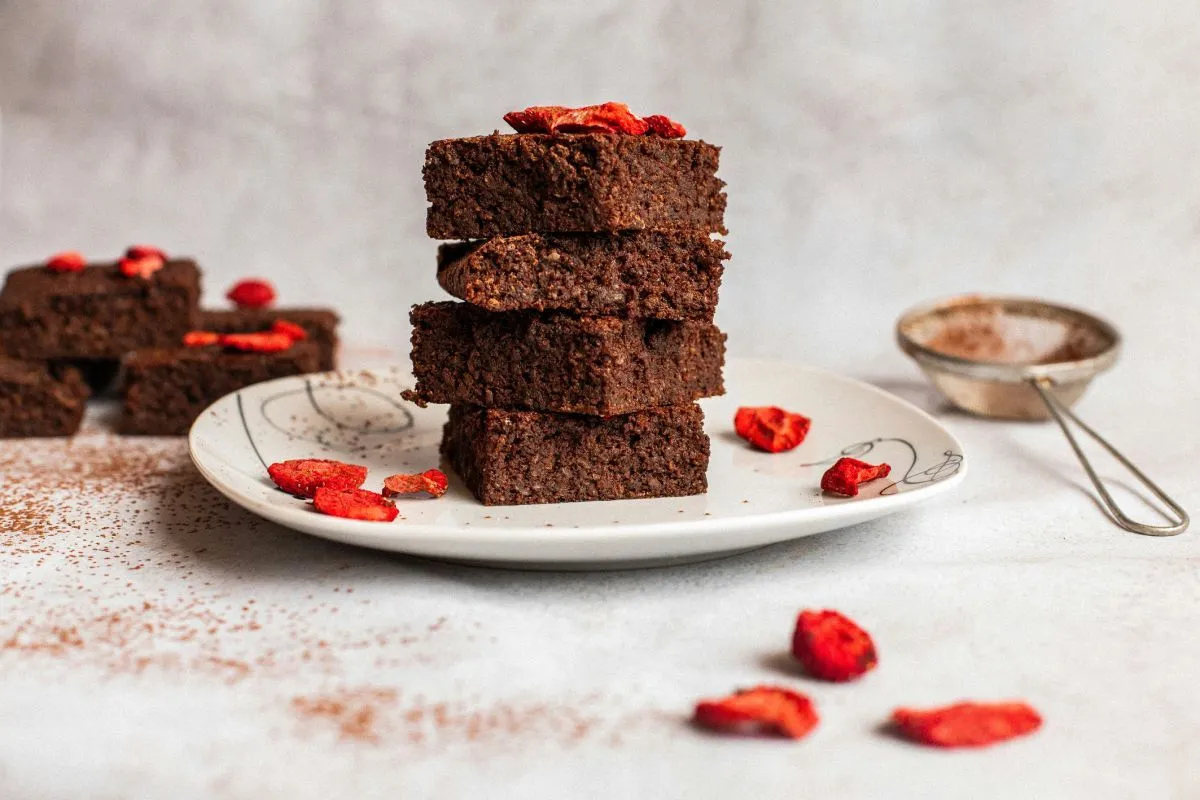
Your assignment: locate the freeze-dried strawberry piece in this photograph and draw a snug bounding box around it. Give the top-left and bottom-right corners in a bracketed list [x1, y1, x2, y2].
[183, 330, 221, 347]
[46, 251, 86, 272]
[891, 702, 1042, 748]
[791, 609, 878, 682]
[312, 487, 398, 522]
[220, 332, 294, 353]
[553, 102, 649, 135]
[226, 278, 277, 309]
[644, 114, 686, 138]
[734, 406, 811, 453]
[502, 109, 534, 132]
[503, 105, 569, 134]
[125, 244, 167, 261]
[271, 319, 308, 342]
[268, 458, 369, 498]
[820, 457, 891, 497]
[503, 103, 651, 135]
[693, 685, 818, 740]
[117, 256, 164, 281]
[382, 468, 449, 498]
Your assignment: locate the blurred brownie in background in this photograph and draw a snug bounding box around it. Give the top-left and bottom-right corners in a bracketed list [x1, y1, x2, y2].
[200, 308, 340, 371]
[121, 340, 322, 436]
[0, 359, 90, 438]
[0, 259, 201, 360]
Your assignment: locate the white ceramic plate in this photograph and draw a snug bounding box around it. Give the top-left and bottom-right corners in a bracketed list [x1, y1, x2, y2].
[189, 358, 966, 569]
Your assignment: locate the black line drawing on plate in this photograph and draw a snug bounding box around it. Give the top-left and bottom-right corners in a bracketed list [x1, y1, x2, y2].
[799, 438, 963, 496]
[238, 376, 417, 468]
[237, 392, 268, 469]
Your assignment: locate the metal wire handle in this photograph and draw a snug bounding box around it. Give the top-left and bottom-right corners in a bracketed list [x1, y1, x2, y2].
[1032, 378, 1189, 536]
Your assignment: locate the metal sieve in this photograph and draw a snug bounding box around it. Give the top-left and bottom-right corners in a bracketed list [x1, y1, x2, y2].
[897, 294, 1188, 536]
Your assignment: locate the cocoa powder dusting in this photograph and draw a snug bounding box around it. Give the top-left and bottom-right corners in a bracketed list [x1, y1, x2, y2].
[3, 421, 664, 757]
[924, 318, 1013, 362]
[293, 688, 399, 743]
[290, 688, 668, 748]
[0, 432, 458, 685]
[917, 304, 1109, 365]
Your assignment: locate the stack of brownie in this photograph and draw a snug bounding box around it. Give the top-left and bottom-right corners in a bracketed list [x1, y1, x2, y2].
[0, 248, 340, 438]
[407, 108, 729, 505]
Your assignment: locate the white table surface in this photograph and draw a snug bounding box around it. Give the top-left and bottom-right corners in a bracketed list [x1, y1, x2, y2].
[1, 338, 1197, 800]
[4, 2, 1200, 796]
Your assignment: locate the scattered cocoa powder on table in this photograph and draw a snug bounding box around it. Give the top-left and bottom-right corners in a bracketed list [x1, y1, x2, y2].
[3, 429, 665, 754]
[290, 688, 669, 747]
[293, 688, 400, 743]
[0, 433, 454, 684]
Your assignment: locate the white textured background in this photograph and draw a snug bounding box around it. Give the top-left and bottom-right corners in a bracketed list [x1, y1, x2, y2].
[3, 0, 1197, 369]
[3, 3, 1200, 799]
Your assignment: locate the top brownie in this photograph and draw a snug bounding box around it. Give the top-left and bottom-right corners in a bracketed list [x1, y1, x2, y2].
[424, 133, 726, 238]
[0, 260, 201, 359]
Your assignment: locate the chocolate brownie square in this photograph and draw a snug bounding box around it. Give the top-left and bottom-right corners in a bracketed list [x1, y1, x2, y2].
[121, 341, 321, 435]
[425, 133, 726, 238]
[0, 359, 90, 437]
[441, 403, 709, 505]
[199, 308, 340, 371]
[437, 231, 726, 321]
[406, 301, 725, 415]
[0, 260, 201, 359]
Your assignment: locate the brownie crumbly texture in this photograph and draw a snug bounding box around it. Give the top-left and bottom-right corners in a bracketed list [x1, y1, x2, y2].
[442, 403, 710, 505]
[437, 231, 727, 320]
[425, 133, 726, 238]
[406, 301, 725, 415]
[121, 341, 321, 435]
[199, 308, 341, 371]
[0, 359, 90, 437]
[0, 260, 201, 359]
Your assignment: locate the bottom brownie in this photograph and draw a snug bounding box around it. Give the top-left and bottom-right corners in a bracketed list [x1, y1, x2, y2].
[121, 342, 321, 435]
[0, 359, 90, 437]
[441, 403, 709, 505]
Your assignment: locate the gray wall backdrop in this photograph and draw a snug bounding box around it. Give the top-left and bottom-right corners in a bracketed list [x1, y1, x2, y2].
[1, 1, 1196, 373]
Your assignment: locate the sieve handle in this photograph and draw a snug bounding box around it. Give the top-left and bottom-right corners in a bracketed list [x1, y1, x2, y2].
[1031, 378, 1189, 536]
